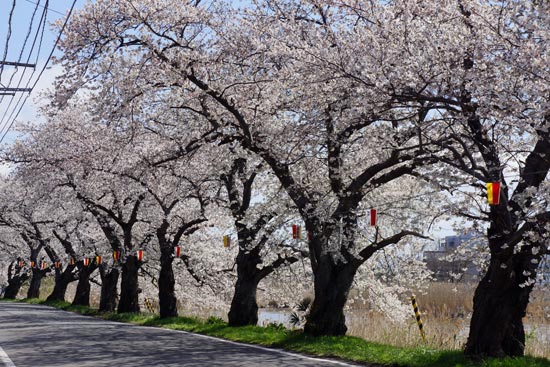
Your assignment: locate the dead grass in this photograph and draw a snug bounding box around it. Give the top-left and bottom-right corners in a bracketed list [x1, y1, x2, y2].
[346, 282, 550, 359]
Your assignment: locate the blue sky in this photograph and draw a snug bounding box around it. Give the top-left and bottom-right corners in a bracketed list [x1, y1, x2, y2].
[0, 0, 86, 146]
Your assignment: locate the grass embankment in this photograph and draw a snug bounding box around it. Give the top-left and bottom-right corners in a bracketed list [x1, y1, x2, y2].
[4, 298, 550, 367]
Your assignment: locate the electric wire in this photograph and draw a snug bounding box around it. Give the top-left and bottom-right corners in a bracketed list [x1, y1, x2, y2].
[0, 0, 42, 107]
[0, 0, 18, 82]
[0, 1, 48, 136]
[0, 0, 78, 144]
[23, 0, 64, 16]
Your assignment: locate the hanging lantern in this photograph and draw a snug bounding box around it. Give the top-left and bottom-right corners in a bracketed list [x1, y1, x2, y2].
[223, 235, 231, 248]
[30, 261, 35, 268]
[83, 258, 90, 267]
[96, 256, 102, 265]
[54, 261, 61, 269]
[18, 260, 24, 268]
[113, 250, 121, 261]
[69, 258, 75, 266]
[292, 224, 302, 239]
[41, 261, 47, 270]
[369, 209, 377, 226]
[137, 249, 144, 261]
[174, 246, 182, 257]
[487, 182, 501, 205]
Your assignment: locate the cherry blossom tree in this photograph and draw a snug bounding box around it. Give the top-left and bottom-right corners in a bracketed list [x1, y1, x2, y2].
[53, 0, 441, 337]
[363, 0, 550, 357]
[218, 153, 308, 326]
[16, 0, 546, 356]
[3, 260, 29, 299]
[0, 180, 56, 299]
[4, 107, 151, 311]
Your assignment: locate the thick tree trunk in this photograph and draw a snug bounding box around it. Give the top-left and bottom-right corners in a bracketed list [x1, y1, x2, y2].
[48, 276, 71, 302]
[465, 254, 534, 357]
[27, 268, 45, 299]
[228, 237, 263, 326]
[47, 266, 77, 302]
[304, 256, 358, 336]
[72, 268, 93, 306]
[228, 274, 261, 326]
[464, 197, 542, 358]
[4, 274, 28, 299]
[465, 274, 527, 357]
[99, 266, 119, 313]
[118, 255, 140, 313]
[158, 251, 177, 318]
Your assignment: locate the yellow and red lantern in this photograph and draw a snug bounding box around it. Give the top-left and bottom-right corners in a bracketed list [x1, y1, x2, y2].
[487, 182, 501, 205]
[18, 260, 24, 268]
[83, 258, 90, 267]
[54, 261, 61, 269]
[30, 260, 35, 268]
[137, 249, 144, 261]
[96, 256, 102, 265]
[223, 235, 231, 248]
[41, 261, 47, 270]
[369, 209, 377, 226]
[113, 250, 121, 261]
[69, 258, 75, 266]
[174, 246, 182, 257]
[292, 224, 302, 240]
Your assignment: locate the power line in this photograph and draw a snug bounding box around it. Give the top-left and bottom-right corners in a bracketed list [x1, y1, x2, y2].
[23, 0, 64, 16]
[0, 0, 78, 144]
[0, 0, 18, 81]
[0, 0, 41, 98]
[0, 0, 49, 135]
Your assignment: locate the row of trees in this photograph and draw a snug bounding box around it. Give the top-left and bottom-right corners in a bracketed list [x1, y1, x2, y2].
[1, 0, 549, 359]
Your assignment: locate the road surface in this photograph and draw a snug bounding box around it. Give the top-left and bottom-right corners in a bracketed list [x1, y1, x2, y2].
[0, 302, 361, 367]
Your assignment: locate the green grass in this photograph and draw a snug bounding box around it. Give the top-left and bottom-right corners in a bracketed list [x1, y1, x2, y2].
[2, 298, 550, 367]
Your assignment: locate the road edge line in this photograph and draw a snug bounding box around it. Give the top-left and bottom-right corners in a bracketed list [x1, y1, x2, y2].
[132, 324, 360, 366]
[0, 347, 16, 367]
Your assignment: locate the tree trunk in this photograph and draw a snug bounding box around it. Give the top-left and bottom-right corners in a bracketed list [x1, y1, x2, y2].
[99, 266, 119, 313]
[72, 267, 93, 306]
[228, 273, 261, 326]
[27, 268, 45, 299]
[4, 274, 28, 299]
[465, 253, 534, 357]
[48, 275, 71, 302]
[118, 255, 140, 313]
[304, 256, 358, 336]
[158, 251, 177, 318]
[47, 266, 77, 302]
[228, 238, 263, 327]
[464, 198, 542, 358]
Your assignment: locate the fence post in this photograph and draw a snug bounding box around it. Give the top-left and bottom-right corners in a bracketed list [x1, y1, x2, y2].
[410, 295, 426, 342]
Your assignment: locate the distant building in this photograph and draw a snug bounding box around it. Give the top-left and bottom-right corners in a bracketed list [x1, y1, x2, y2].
[425, 234, 550, 284]
[424, 233, 482, 282]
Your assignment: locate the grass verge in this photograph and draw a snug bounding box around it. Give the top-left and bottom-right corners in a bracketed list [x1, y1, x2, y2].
[2, 298, 550, 367]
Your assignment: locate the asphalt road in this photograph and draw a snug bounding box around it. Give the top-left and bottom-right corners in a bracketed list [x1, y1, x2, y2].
[0, 302, 360, 367]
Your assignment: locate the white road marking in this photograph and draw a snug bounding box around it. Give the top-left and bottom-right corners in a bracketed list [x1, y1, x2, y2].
[0, 347, 16, 367]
